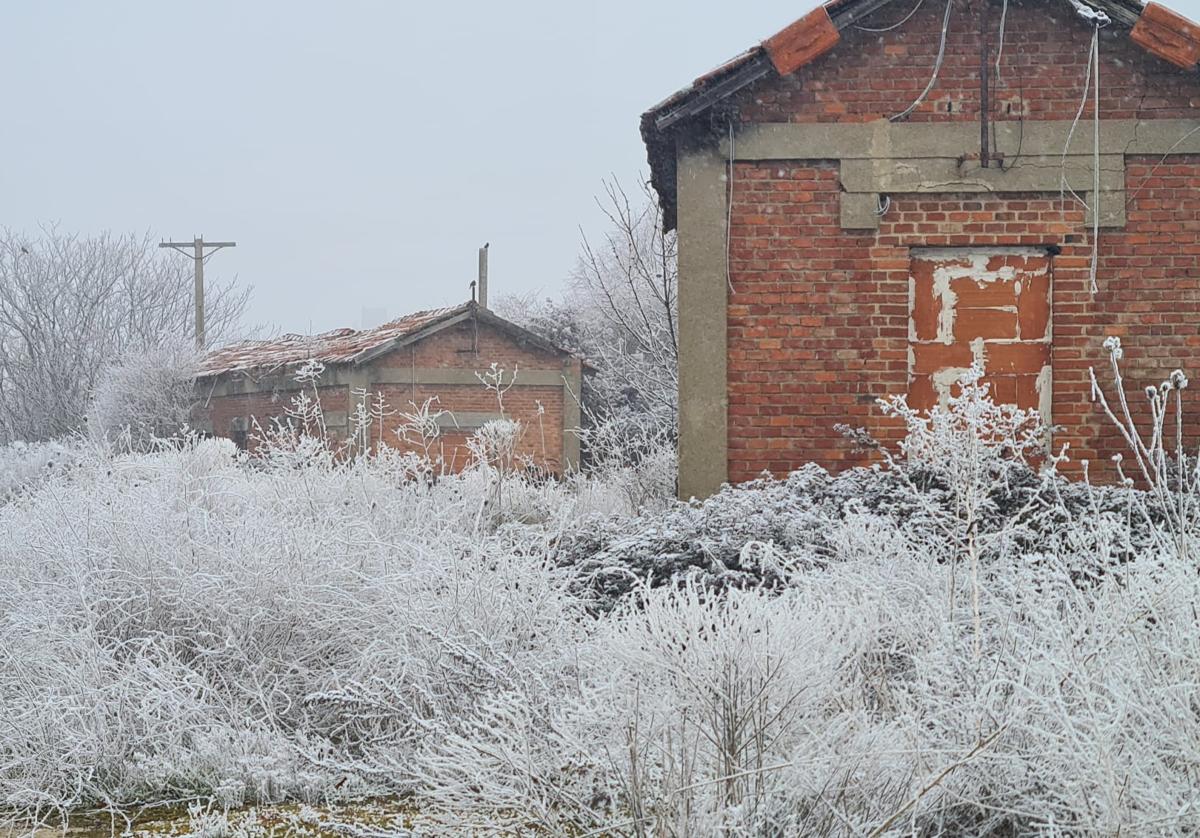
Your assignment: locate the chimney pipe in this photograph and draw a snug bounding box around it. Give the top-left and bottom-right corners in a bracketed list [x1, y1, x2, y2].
[477, 243, 489, 309]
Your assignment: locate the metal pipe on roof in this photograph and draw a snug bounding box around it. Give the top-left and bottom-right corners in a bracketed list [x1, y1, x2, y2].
[477, 243, 489, 309]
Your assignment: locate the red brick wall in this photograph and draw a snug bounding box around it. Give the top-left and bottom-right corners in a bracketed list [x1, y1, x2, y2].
[374, 382, 565, 472]
[370, 321, 570, 471]
[200, 384, 349, 453]
[392, 319, 565, 371]
[740, 1, 1199, 124]
[724, 0, 1200, 483]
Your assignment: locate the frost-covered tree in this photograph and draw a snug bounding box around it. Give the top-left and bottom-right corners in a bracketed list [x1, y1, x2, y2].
[0, 227, 249, 443]
[571, 179, 678, 424]
[497, 179, 677, 478]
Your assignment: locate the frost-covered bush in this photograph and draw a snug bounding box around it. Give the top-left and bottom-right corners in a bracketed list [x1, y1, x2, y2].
[0, 438, 78, 501]
[3, 356, 1200, 836]
[1092, 335, 1200, 563]
[0, 437, 563, 820]
[556, 368, 1144, 612]
[576, 408, 677, 513]
[87, 346, 199, 449]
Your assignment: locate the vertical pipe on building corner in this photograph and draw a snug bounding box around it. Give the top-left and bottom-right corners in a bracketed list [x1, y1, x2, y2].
[980, 0, 991, 168]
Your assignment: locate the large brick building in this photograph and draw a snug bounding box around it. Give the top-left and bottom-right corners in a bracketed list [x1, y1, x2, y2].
[194, 301, 584, 473]
[643, 0, 1200, 498]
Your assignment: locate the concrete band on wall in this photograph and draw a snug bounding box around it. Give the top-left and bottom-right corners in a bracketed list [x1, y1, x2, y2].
[201, 367, 573, 395]
[724, 118, 1200, 229]
[676, 117, 1200, 498]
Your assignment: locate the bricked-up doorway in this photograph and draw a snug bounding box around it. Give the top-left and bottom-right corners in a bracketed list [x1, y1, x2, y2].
[909, 248, 1053, 417]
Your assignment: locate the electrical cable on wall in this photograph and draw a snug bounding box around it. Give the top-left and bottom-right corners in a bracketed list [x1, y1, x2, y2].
[890, 0, 953, 122]
[854, 0, 925, 32]
[1090, 26, 1101, 296]
[1060, 26, 1097, 211]
[994, 0, 1008, 83]
[1061, 22, 1105, 296]
[1126, 123, 1200, 206]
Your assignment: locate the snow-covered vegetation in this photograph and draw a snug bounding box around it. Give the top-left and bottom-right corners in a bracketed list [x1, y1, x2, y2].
[86, 346, 200, 451]
[496, 179, 679, 471]
[0, 229, 247, 445]
[3, 347, 1200, 836]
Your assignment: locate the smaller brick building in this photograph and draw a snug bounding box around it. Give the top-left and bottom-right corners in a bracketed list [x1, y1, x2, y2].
[194, 301, 584, 473]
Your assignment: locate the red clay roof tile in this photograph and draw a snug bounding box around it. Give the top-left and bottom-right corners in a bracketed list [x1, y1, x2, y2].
[197, 303, 473, 378]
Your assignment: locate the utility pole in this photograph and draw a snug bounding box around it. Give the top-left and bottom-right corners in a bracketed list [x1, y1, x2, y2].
[159, 237, 236, 350]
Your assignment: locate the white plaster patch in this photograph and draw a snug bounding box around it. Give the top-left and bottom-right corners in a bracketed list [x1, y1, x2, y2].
[932, 367, 972, 406]
[931, 267, 959, 344]
[929, 255, 1019, 344]
[932, 253, 1019, 286]
[1035, 364, 1053, 423]
[908, 248, 1053, 413]
[925, 252, 1044, 344]
[969, 337, 987, 367]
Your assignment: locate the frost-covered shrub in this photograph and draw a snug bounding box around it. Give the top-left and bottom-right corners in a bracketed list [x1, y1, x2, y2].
[0, 438, 78, 501]
[87, 346, 199, 449]
[555, 369, 1146, 611]
[1091, 335, 1200, 562]
[4, 353, 1200, 836]
[575, 410, 677, 514]
[182, 802, 268, 838]
[576, 544, 1200, 835]
[0, 423, 631, 828]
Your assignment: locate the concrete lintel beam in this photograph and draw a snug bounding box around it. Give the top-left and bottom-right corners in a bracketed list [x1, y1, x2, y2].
[199, 367, 352, 396]
[201, 366, 570, 398]
[1086, 191, 1128, 228]
[841, 192, 883, 229]
[368, 367, 568, 387]
[840, 155, 1126, 194]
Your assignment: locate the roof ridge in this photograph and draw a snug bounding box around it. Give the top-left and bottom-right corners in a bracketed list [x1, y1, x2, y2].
[197, 301, 477, 377]
[195, 300, 584, 378]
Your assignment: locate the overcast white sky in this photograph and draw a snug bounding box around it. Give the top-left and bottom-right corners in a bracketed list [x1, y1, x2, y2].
[4, 1, 1199, 336]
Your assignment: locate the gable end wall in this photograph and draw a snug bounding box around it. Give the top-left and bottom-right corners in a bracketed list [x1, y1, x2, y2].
[676, 0, 1200, 495]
